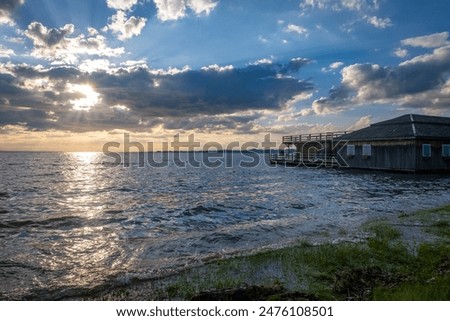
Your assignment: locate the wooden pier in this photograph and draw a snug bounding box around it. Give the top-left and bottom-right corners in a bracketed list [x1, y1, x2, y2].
[271, 131, 350, 167]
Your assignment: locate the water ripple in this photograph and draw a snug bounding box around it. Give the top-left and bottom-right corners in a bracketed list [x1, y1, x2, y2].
[1, 152, 450, 299]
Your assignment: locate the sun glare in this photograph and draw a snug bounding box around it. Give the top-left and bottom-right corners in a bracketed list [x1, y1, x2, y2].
[72, 151, 98, 164]
[68, 84, 101, 111]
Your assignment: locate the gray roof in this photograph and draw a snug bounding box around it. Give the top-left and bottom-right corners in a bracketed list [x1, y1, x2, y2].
[340, 114, 450, 141]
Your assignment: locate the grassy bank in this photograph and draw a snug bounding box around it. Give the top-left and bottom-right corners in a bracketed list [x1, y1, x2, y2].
[99, 205, 450, 301]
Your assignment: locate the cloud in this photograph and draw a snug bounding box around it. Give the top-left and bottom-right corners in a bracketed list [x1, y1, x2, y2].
[284, 92, 313, 110]
[0, 0, 24, 25]
[284, 57, 310, 73]
[340, 0, 377, 11]
[346, 115, 371, 131]
[300, 0, 329, 10]
[153, 0, 186, 21]
[106, 10, 147, 40]
[311, 44, 450, 114]
[330, 61, 344, 69]
[25, 22, 124, 63]
[200, 64, 234, 72]
[401, 32, 449, 48]
[25, 22, 75, 47]
[301, 0, 389, 30]
[106, 0, 138, 11]
[393, 48, 408, 58]
[187, 0, 218, 15]
[321, 61, 344, 73]
[3, 35, 25, 43]
[250, 58, 272, 65]
[301, 0, 379, 12]
[298, 108, 315, 116]
[283, 24, 308, 35]
[0, 58, 315, 133]
[365, 16, 392, 29]
[258, 35, 269, 43]
[0, 45, 15, 57]
[160, 111, 263, 133]
[79, 59, 113, 73]
[153, 0, 218, 21]
[97, 62, 314, 118]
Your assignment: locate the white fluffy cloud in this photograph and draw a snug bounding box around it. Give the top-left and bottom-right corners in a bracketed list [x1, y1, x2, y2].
[394, 48, 408, 58]
[0, 45, 15, 57]
[153, 0, 186, 21]
[283, 24, 308, 35]
[153, 0, 218, 21]
[106, 10, 147, 41]
[187, 0, 218, 15]
[346, 115, 371, 131]
[365, 16, 392, 29]
[330, 61, 344, 69]
[401, 32, 449, 48]
[201, 64, 234, 72]
[300, 0, 329, 10]
[25, 22, 125, 63]
[106, 0, 138, 11]
[78, 59, 113, 73]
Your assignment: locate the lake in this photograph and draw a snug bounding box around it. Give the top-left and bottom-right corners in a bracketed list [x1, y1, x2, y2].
[1, 151, 449, 299]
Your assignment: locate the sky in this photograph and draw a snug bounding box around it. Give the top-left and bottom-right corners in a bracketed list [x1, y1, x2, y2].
[0, 0, 449, 151]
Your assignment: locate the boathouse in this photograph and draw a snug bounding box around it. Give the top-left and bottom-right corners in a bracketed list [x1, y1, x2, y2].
[272, 114, 450, 172]
[339, 114, 450, 172]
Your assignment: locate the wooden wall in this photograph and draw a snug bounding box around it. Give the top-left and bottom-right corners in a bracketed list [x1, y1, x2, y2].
[340, 139, 450, 172]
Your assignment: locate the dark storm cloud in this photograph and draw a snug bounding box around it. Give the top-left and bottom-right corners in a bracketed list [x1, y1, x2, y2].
[0, 59, 315, 132]
[162, 112, 263, 132]
[96, 62, 314, 118]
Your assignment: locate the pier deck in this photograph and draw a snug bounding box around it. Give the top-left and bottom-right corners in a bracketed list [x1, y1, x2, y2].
[272, 131, 350, 168]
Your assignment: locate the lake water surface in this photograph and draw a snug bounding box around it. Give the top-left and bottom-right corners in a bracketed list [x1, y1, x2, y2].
[1, 152, 450, 299]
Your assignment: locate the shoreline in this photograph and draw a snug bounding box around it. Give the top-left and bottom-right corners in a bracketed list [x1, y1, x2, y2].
[71, 204, 449, 301]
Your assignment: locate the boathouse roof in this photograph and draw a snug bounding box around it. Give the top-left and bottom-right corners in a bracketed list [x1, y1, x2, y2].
[340, 114, 450, 141]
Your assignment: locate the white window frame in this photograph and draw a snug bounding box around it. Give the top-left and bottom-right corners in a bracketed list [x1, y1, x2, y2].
[422, 144, 432, 158]
[362, 144, 372, 157]
[347, 144, 355, 157]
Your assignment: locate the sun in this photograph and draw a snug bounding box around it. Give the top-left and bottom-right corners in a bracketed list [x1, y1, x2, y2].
[68, 83, 101, 111]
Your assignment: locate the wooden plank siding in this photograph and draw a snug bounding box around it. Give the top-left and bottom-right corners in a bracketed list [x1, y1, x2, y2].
[340, 139, 450, 172]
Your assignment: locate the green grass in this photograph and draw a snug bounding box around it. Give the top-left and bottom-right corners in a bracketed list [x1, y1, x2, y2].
[373, 274, 450, 300]
[160, 231, 448, 300]
[103, 205, 450, 301]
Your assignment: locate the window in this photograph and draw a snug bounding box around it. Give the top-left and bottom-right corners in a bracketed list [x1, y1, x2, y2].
[443, 144, 450, 157]
[347, 144, 355, 157]
[422, 144, 431, 158]
[362, 144, 372, 157]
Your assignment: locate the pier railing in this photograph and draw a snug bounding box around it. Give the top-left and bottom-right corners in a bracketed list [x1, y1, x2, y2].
[282, 131, 350, 144]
